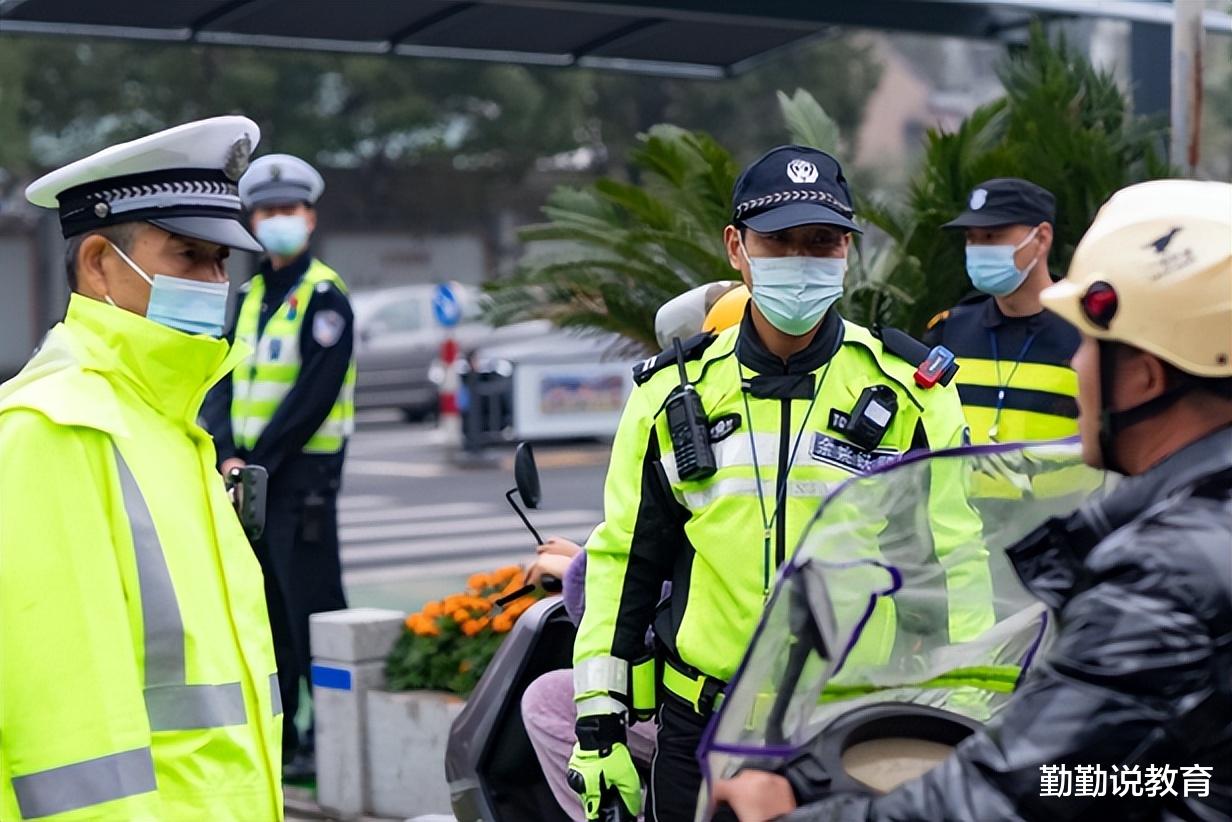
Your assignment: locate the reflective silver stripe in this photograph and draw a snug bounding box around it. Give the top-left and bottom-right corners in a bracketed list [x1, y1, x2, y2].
[678, 477, 844, 510]
[661, 433, 781, 485]
[271, 672, 283, 716]
[574, 655, 628, 696]
[145, 682, 247, 731]
[576, 695, 628, 719]
[115, 448, 184, 685]
[13, 747, 156, 818]
[114, 448, 249, 731]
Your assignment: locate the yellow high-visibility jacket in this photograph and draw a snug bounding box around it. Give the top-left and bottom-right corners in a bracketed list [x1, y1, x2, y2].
[575, 312, 993, 710]
[0, 294, 283, 821]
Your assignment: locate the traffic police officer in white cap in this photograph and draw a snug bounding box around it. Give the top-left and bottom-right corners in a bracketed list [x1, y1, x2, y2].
[1, 117, 284, 820]
[202, 152, 354, 781]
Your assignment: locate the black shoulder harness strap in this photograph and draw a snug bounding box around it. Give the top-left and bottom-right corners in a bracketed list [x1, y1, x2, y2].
[874, 326, 959, 387]
[632, 332, 716, 386]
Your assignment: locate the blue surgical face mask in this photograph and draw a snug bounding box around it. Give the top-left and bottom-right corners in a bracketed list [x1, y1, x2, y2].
[965, 226, 1041, 296]
[255, 214, 310, 257]
[740, 238, 846, 336]
[106, 242, 230, 337]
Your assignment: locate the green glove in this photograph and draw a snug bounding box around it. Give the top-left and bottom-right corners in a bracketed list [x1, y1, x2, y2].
[567, 741, 642, 821]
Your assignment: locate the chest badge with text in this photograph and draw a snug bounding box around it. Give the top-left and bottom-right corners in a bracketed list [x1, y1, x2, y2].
[810, 432, 899, 475]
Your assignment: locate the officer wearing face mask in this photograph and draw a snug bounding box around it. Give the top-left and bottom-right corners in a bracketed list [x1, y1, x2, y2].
[0, 117, 284, 820]
[924, 179, 1079, 444]
[568, 146, 989, 822]
[201, 153, 353, 781]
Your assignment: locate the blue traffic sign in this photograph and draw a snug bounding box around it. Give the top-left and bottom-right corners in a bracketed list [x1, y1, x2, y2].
[432, 283, 462, 328]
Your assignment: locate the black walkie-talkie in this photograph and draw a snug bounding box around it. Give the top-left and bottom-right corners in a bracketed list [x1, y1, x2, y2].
[665, 337, 716, 481]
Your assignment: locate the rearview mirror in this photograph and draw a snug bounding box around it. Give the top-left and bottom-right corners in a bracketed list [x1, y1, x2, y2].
[514, 442, 541, 510]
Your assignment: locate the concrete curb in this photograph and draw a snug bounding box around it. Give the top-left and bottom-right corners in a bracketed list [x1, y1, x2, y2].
[284, 786, 407, 821]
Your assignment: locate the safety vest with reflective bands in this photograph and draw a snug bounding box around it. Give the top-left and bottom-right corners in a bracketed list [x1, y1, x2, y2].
[0, 295, 283, 821]
[574, 318, 995, 710]
[231, 259, 355, 455]
[925, 296, 1080, 446]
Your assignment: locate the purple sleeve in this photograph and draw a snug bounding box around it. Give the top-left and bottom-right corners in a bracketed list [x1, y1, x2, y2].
[562, 552, 587, 626]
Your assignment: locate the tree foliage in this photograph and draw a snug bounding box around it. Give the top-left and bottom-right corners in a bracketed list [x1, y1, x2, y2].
[0, 33, 878, 188]
[868, 23, 1172, 334]
[489, 24, 1174, 350]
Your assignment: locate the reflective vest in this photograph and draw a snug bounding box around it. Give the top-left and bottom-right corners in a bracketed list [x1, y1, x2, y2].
[925, 296, 1080, 445]
[231, 259, 356, 454]
[0, 295, 283, 821]
[574, 319, 994, 695]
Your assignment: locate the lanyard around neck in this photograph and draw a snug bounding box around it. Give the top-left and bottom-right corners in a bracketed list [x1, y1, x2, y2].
[738, 360, 830, 585]
[986, 328, 1041, 441]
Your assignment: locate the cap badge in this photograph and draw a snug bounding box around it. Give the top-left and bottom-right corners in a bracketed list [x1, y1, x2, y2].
[786, 159, 818, 184]
[224, 134, 253, 182]
[970, 188, 988, 210]
[270, 164, 282, 181]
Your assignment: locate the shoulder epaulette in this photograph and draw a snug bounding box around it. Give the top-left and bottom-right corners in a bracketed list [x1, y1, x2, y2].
[925, 309, 949, 331]
[873, 326, 959, 387]
[632, 332, 716, 386]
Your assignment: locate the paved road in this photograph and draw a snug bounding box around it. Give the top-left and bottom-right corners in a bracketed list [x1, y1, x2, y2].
[339, 414, 609, 614]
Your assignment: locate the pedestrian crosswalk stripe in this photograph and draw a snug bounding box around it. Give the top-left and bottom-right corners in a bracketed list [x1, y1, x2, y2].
[345, 459, 448, 478]
[343, 552, 531, 586]
[337, 494, 397, 511]
[337, 501, 490, 526]
[342, 531, 556, 569]
[341, 509, 599, 544]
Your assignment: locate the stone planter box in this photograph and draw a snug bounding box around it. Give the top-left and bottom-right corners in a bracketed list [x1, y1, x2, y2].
[365, 689, 468, 818]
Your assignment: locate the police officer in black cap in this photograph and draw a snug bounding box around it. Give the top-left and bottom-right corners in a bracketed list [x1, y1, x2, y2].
[201, 153, 353, 781]
[567, 146, 985, 822]
[924, 178, 1080, 444]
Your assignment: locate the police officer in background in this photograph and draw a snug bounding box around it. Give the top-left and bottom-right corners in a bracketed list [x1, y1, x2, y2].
[924, 179, 1080, 444]
[202, 153, 354, 780]
[568, 146, 992, 822]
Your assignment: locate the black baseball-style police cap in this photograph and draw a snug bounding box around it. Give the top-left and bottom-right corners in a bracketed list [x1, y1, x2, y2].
[731, 145, 861, 234]
[943, 178, 1056, 229]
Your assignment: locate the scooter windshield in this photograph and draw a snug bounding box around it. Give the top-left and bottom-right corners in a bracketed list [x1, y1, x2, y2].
[696, 439, 1112, 818]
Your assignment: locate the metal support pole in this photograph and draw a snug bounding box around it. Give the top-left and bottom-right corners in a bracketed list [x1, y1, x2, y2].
[1170, 0, 1205, 173]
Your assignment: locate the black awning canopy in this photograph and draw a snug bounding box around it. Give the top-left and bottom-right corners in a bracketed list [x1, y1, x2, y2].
[1, 0, 1227, 78]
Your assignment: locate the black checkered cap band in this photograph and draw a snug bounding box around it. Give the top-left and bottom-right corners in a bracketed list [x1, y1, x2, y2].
[57, 168, 241, 238]
[734, 188, 855, 220]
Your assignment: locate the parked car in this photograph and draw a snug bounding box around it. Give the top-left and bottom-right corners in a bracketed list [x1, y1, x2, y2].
[352, 284, 471, 421]
[352, 284, 548, 421]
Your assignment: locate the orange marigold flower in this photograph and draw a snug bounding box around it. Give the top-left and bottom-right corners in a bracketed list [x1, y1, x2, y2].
[461, 618, 489, 637]
[467, 573, 489, 591]
[452, 609, 470, 623]
[492, 613, 514, 633]
[422, 601, 443, 618]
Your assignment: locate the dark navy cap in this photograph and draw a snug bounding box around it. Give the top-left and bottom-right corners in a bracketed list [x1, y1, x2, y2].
[731, 145, 860, 234]
[943, 178, 1056, 229]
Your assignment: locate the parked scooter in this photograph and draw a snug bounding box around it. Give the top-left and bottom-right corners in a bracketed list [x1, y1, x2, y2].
[446, 443, 577, 822]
